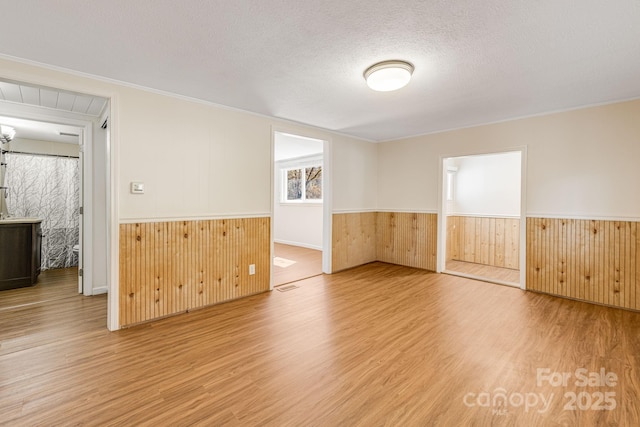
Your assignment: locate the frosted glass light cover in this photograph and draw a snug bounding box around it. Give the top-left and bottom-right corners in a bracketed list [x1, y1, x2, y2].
[364, 61, 414, 92]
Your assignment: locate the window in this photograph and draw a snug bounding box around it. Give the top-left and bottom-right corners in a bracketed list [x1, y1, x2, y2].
[283, 164, 322, 202]
[446, 167, 457, 201]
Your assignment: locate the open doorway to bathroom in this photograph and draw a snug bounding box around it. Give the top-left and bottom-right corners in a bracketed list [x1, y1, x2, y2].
[273, 132, 326, 286]
[443, 151, 523, 286]
[0, 79, 109, 322]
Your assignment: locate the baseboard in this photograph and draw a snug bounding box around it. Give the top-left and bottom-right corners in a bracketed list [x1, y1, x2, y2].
[92, 286, 108, 295]
[274, 239, 322, 251]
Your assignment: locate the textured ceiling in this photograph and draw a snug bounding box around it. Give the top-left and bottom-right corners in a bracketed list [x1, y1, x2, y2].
[1, 1, 639, 141]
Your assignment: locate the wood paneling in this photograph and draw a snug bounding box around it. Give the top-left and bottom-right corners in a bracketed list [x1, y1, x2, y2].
[4, 262, 640, 425]
[376, 212, 437, 271]
[119, 217, 270, 326]
[447, 216, 520, 269]
[527, 217, 640, 310]
[332, 212, 377, 272]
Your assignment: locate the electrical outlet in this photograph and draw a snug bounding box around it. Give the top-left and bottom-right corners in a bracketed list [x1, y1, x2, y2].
[249, 264, 255, 275]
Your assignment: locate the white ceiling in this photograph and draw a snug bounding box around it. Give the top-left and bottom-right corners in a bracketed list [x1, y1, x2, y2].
[1, 1, 639, 141]
[0, 80, 107, 144]
[0, 80, 107, 117]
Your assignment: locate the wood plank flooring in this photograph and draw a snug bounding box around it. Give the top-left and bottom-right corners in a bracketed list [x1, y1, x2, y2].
[446, 259, 521, 284]
[0, 268, 107, 365]
[273, 243, 322, 286]
[0, 267, 80, 311]
[2, 262, 639, 426]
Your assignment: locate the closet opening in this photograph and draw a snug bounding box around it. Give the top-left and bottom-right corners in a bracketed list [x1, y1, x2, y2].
[442, 150, 524, 287]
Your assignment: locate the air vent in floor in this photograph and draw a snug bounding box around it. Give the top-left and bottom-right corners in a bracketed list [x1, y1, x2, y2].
[276, 285, 299, 292]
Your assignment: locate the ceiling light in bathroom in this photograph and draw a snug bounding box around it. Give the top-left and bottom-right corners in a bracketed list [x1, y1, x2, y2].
[0, 125, 16, 143]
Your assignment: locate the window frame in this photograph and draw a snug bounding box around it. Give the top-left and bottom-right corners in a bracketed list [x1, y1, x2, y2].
[277, 154, 323, 205]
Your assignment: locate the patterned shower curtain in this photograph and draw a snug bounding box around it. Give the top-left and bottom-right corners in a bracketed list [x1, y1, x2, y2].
[4, 153, 80, 270]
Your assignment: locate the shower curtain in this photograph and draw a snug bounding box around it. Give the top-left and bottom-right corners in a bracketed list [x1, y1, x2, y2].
[4, 152, 80, 270]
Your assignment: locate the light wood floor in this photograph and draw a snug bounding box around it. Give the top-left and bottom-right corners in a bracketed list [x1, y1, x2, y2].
[2, 263, 639, 426]
[0, 267, 81, 311]
[446, 259, 521, 285]
[273, 243, 322, 286]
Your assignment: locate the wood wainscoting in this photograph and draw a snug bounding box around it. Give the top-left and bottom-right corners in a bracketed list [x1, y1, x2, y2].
[332, 212, 377, 272]
[447, 215, 520, 269]
[527, 217, 640, 310]
[377, 212, 437, 271]
[332, 212, 437, 272]
[119, 217, 270, 326]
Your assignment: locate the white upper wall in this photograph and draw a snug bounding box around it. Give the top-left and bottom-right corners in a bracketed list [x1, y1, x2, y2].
[331, 135, 378, 212]
[448, 152, 521, 217]
[0, 57, 379, 221]
[117, 89, 274, 219]
[274, 132, 323, 161]
[378, 99, 640, 219]
[8, 137, 80, 157]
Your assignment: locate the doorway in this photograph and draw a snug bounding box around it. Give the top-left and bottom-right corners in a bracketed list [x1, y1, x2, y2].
[272, 131, 327, 286]
[0, 78, 110, 323]
[442, 150, 523, 286]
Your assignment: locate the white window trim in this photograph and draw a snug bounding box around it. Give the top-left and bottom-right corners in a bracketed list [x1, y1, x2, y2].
[277, 154, 323, 204]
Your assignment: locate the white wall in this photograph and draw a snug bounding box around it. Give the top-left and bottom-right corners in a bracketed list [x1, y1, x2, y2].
[273, 200, 323, 249]
[114, 86, 378, 221]
[274, 133, 323, 161]
[117, 90, 271, 219]
[331, 136, 378, 212]
[379, 99, 640, 220]
[8, 137, 80, 156]
[448, 152, 521, 217]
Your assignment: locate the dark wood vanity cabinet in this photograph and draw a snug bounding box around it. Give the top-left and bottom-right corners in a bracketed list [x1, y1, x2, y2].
[0, 220, 42, 290]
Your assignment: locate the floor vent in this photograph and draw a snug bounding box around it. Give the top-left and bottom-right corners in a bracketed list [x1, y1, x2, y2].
[276, 285, 299, 292]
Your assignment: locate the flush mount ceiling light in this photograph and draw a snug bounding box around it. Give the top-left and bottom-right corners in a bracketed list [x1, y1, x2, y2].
[364, 60, 414, 92]
[0, 125, 16, 144]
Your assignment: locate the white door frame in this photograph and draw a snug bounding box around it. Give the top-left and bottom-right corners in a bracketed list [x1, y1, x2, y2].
[106, 96, 119, 331]
[78, 135, 84, 294]
[437, 146, 528, 289]
[270, 128, 332, 290]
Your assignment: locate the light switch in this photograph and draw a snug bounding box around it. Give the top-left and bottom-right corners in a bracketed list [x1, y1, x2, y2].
[131, 182, 145, 194]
